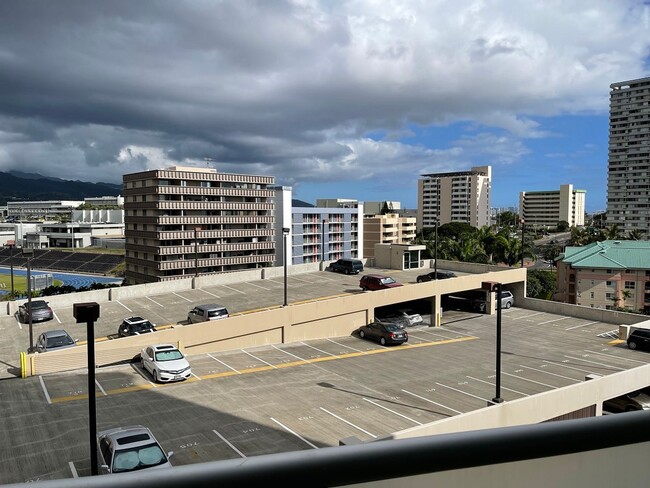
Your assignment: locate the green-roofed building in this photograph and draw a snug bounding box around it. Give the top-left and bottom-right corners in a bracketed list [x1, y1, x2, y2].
[556, 240, 650, 313]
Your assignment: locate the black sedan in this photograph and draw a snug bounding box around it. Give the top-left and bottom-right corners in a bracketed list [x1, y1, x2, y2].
[357, 321, 408, 346]
[416, 271, 457, 282]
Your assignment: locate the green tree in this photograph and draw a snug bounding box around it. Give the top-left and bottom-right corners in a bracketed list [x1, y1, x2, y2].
[556, 220, 570, 232]
[626, 229, 644, 240]
[604, 224, 624, 240]
[526, 269, 556, 299]
[497, 211, 519, 227]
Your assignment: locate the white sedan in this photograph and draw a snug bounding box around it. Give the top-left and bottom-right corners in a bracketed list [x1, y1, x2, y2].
[140, 344, 192, 383]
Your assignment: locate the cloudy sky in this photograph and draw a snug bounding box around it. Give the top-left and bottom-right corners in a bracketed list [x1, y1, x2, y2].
[0, 1, 649, 211]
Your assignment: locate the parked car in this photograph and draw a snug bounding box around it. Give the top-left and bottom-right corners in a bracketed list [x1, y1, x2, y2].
[416, 270, 457, 282]
[187, 303, 229, 324]
[358, 321, 408, 346]
[603, 390, 650, 413]
[328, 258, 364, 275]
[395, 308, 423, 326]
[140, 344, 192, 383]
[471, 290, 514, 312]
[118, 316, 157, 337]
[96, 425, 173, 474]
[17, 299, 53, 323]
[359, 274, 403, 291]
[627, 328, 650, 351]
[376, 314, 408, 329]
[35, 329, 77, 353]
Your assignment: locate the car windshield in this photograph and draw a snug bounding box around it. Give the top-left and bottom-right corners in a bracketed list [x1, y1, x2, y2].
[380, 277, 396, 285]
[155, 349, 184, 361]
[133, 322, 154, 332]
[384, 324, 402, 332]
[46, 334, 74, 348]
[112, 443, 167, 472]
[29, 301, 49, 310]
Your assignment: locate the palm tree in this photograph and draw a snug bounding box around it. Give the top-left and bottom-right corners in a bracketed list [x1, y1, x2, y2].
[604, 224, 624, 240]
[626, 229, 645, 240]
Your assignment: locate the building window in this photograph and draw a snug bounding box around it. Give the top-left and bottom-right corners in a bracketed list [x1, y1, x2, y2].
[625, 281, 635, 289]
[590, 292, 594, 298]
[606, 292, 615, 300]
[606, 281, 614, 287]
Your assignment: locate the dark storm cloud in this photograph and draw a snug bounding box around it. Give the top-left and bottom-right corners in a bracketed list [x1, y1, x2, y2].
[0, 0, 647, 188]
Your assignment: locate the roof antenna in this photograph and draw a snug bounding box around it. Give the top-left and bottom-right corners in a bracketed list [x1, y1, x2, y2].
[204, 157, 215, 168]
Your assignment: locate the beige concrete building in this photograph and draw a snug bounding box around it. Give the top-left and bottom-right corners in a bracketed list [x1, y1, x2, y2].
[607, 76, 650, 234]
[363, 213, 416, 260]
[123, 166, 276, 283]
[417, 165, 491, 232]
[519, 184, 586, 229]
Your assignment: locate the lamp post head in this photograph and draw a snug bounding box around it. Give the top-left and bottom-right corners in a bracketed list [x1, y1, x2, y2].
[282, 227, 290, 235]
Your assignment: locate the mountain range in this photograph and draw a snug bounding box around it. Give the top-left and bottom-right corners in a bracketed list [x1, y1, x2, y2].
[0, 171, 122, 204]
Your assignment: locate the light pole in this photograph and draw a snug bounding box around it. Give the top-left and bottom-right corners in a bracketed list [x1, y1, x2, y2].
[482, 281, 503, 404]
[73, 302, 101, 476]
[520, 218, 525, 268]
[282, 227, 290, 307]
[23, 247, 34, 352]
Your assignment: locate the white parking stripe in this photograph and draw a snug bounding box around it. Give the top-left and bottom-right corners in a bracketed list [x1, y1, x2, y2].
[95, 379, 107, 396]
[68, 461, 78, 478]
[320, 407, 377, 438]
[302, 343, 336, 357]
[117, 301, 132, 312]
[435, 382, 490, 402]
[517, 365, 578, 382]
[400, 389, 463, 415]
[516, 312, 544, 319]
[566, 321, 599, 330]
[270, 417, 319, 449]
[563, 355, 625, 370]
[290, 276, 312, 283]
[53, 311, 61, 324]
[191, 372, 202, 380]
[465, 376, 528, 397]
[242, 282, 270, 290]
[173, 292, 193, 302]
[39, 376, 52, 404]
[213, 429, 246, 458]
[207, 353, 241, 373]
[362, 398, 422, 425]
[146, 296, 163, 307]
[271, 344, 308, 363]
[326, 338, 366, 353]
[201, 288, 221, 298]
[501, 371, 557, 389]
[242, 350, 276, 368]
[221, 284, 247, 294]
[539, 316, 569, 325]
[15, 317, 22, 330]
[584, 349, 649, 365]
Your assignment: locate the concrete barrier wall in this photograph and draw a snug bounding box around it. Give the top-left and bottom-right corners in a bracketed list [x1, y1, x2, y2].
[521, 297, 647, 326]
[109, 278, 194, 301]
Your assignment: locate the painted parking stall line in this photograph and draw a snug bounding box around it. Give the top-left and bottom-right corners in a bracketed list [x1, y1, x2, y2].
[400, 389, 464, 415]
[145, 296, 164, 307]
[200, 288, 221, 298]
[465, 376, 528, 397]
[539, 316, 570, 325]
[501, 371, 557, 389]
[362, 398, 422, 425]
[241, 282, 270, 291]
[212, 429, 246, 458]
[117, 301, 132, 312]
[270, 417, 319, 449]
[435, 382, 490, 403]
[584, 349, 649, 365]
[563, 354, 625, 371]
[68, 461, 78, 478]
[39, 376, 52, 404]
[173, 292, 193, 302]
[52, 311, 61, 324]
[220, 284, 247, 295]
[320, 407, 377, 439]
[566, 321, 600, 330]
[517, 365, 579, 382]
[95, 379, 107, 396]
[206, 353, 241, 374]
[242, 350, 277, 369]
[271, 344, 310, 364]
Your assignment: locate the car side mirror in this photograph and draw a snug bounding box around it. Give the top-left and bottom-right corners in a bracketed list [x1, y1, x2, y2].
[167, 451, 174, 459]
[100, 464, 110, 472]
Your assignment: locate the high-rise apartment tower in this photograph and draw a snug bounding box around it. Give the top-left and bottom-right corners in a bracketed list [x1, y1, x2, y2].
[607, 76, 650, 234]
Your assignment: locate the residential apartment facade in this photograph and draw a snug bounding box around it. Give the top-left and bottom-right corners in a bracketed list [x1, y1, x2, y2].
[417, 165, 491, 232]
[363, 213, 416, 260]
[123, 166, 276, 283]
[279, 190, 363, 264]
[555, 240, 650, 313]
[519, 184, 586, 228]
[607, 76, 650, 234]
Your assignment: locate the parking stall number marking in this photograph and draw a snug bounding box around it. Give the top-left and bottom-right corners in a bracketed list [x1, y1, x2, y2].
[298, 416, 314, 421]
[243, 427, 261, 434]
[180, 440, 200, 449]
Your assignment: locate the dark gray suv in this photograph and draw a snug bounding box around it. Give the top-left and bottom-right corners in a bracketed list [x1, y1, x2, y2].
[328, 258, 364, 275]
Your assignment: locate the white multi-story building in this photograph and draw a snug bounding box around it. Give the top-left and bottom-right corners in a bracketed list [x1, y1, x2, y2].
[607, 76, 650, 234]
[519, 184, 586, 229]
[417, 165, 491, 231]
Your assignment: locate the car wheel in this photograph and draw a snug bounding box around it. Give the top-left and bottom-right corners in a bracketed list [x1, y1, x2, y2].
[628, 340, 638, 350]
[380, 337, 387, 346]
[417, 278, 423, 283]
[359, 330, 365, 339]
[153, 370, 159, 382]
[505, 302, 512, 309]
[361, 286, 368, 291]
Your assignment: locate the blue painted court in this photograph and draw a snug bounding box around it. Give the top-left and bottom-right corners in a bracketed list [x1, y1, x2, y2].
[0, 266, 122, 295]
